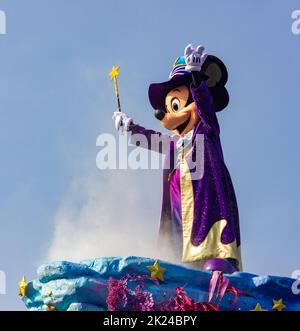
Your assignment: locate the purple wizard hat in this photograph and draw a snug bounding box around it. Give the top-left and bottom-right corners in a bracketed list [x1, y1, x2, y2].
[148, 55, 229, 112]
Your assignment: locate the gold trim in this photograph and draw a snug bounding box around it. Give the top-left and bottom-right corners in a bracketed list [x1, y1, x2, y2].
[179, 154, 242, 269]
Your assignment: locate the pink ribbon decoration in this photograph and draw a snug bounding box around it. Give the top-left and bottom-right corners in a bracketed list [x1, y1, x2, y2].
[208, 270, 230, 303]
[226, 286, 255, 305]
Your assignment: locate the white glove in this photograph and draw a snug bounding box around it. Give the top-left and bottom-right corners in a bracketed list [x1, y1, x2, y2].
[184, 44, 208, 72]
[112, 111, 133, 133]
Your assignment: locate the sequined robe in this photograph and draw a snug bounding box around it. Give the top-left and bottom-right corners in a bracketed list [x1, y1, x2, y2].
[129, 81, 242, 269]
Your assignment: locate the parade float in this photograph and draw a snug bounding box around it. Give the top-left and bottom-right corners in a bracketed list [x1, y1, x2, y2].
[19, 44, 300, 311]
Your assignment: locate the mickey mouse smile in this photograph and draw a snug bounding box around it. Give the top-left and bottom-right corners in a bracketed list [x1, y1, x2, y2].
[175, 115, 191, 134]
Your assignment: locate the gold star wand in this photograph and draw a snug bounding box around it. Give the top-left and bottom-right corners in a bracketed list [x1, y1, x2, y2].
[109, 65, 122, 113]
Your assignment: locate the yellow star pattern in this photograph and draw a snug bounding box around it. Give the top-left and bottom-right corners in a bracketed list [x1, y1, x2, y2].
[109, 65, 120, 80]
[46, 304, 56, 311]
[251, 303, 268, 311]
[18, 276, 28, 298]
[146, 260, 167, 282]
[272, 298, 286, 311]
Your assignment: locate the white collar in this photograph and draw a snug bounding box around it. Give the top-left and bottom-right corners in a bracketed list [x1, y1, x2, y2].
[176, 129, 194, 149]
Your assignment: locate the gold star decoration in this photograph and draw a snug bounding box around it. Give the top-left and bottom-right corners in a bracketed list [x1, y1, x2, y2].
[18, 276, 28, 298]
[146, 260, 167, 282]
[272, 298, 286, 311]
[109, 65, 120, 80]
[251, 303, 268, 311]
[46, 304, 56, 311]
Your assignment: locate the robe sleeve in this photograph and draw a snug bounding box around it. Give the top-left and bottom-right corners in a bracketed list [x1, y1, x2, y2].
[128, 123, 171, 154]
[190, 81, 220, 135]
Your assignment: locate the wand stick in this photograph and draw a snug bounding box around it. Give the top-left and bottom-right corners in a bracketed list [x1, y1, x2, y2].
[109, 65, 122, 112]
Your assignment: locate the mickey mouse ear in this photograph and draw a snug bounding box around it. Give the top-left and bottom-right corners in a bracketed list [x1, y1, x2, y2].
[200, 55, 229, 112]
[201, 55, 228, 88]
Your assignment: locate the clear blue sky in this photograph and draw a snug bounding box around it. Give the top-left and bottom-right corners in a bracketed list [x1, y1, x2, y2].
[0, 0, 299, 310]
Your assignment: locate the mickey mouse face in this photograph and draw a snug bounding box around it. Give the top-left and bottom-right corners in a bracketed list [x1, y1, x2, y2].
[157, 85, 199, 137]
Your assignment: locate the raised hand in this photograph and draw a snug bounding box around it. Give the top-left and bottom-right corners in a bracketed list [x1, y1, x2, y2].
[184, 44, 207, 72]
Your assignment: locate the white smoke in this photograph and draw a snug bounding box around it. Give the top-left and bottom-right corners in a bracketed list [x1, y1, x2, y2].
[46, 170, 165, 262]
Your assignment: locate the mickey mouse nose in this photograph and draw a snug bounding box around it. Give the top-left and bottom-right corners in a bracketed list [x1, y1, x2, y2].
[154, 109, 166, 121]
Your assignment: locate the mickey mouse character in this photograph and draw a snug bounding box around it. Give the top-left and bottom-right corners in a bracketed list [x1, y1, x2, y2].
[113, 44, 242, 273]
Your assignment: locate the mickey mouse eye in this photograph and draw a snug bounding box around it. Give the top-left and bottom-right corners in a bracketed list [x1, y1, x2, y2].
[171, 98, 180, 112]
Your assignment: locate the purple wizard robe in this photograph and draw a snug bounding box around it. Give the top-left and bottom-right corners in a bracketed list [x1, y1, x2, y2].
[129, 81, 242, 269]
